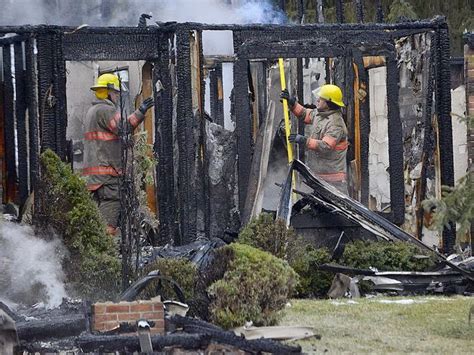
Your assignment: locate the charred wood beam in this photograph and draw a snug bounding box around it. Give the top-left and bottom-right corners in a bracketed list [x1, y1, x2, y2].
[0, 18, 449, 35]
[169, 315, 302, 354]
[435, 25, 456, 254]
[55, 333, 209, 353]
[354, 0, 365, 23]
[154, 33, 177, 245]
[36, 33, 57, 154]
[336, 0, 345, 23]
[376, 0, 384, 22]
[386, 53, 405, 225]
[296, 58, 305, 161]
[53, 32, 67, 160]
[209, 63, 224, 126]
[63, 33, 161, 61]
[2, 44, 16, 202]
[16, 315, 86, 342]
[176, 29, 197, 244]
[233, 58, 252, 212]
[25, 36, 39, 192]
[166, 18, 445, 32]
[14, 42, 29, 205]
[297, 0, 305, 23]
[235, 31, 393, 50]
[197, 29, 211, 240]
[343, 55, 355, 194]
[238, 41, 345, 60]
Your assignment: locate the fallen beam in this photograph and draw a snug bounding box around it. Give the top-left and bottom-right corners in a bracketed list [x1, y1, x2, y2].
[16, 314, 86, 341]
[169, 315, 302, 354]
[76, 333, 210, 352]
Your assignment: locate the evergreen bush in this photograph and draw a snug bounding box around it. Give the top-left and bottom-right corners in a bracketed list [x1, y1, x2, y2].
[39, 149, 120, 298]
[142, 258, 197, 303]
[287, 244, 333, 298]
[340, 240, 436, 272]
[238, 213, 296, 258]
[238, 213, 333, 298]
[208, 243, 298, 329]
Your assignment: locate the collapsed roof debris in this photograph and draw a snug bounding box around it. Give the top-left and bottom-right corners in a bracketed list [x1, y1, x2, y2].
[278, 159, 474, 284]
[5, 298, 303, 354]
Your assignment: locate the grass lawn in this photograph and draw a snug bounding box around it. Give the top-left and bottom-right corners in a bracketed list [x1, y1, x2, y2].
[280, 296, 474, 354]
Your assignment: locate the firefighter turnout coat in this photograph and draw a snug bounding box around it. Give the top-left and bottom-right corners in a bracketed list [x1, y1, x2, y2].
[291, 102, 348, 187]
[82, 99, 145, 191]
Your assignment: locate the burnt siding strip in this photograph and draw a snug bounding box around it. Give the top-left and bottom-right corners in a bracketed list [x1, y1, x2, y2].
[3, 44, 16, 201]
[436, 26, 456, 253]
[233, 58, 252, 213]
[25, 36, 39, 190]
[386, 53, 405, 225]
[36, 34, 56, 153]
[54, 32, 67, 160]
[176, 29, 197, 244]
[154, 33, 177, 245]
[14, 42, 29, 204]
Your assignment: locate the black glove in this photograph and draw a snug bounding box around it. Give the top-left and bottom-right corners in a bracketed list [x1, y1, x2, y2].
[280, 89, 297, 108]
[288, 133, 307, 146]
[139, 97, 154, 114]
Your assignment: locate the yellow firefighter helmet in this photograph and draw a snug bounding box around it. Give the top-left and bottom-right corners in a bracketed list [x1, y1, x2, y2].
[312, 84, 345, 107]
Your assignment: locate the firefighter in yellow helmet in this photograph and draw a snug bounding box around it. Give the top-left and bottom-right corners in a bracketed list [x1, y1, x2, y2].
[83, 73, 154, 235]
[281, 84, 348, 193]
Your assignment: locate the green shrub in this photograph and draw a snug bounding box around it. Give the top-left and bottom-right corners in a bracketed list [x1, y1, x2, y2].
[208, 243, 298, 329]
[238, 213, 296, 259]
[340, 240, 436, 272]
[142, 258, 197, 303]
[38, 149, 120, 298]
[238, 213, 333, 298]
[287, 244, 333, 298]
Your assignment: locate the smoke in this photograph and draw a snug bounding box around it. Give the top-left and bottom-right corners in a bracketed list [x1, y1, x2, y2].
[0, 221, 67, 309]
[0, 0, 285, 27]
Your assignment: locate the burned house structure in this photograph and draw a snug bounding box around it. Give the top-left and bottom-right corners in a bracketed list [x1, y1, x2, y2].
[0, 12, 462, 254]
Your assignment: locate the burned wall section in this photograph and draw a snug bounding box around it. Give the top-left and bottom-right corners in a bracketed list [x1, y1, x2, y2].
[226, 19, 454, 250]
[231, 23, 410, 224]
[0, 33, 38, 208]
[396, 33, 437, 242]
[0, 20, 457, 251]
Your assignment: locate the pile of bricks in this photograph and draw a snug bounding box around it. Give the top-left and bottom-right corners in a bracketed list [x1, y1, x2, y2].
[92, 297, 164, 334]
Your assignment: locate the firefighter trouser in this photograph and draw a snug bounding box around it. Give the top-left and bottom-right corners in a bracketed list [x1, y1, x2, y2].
[92, 183, 120, 229]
